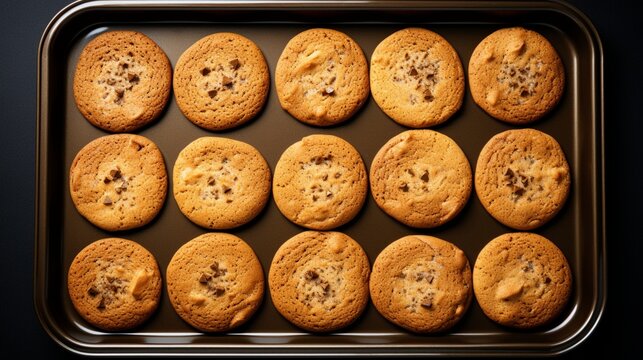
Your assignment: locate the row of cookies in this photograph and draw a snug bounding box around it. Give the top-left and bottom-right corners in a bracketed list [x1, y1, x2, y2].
[73, 27, 564, 133]
[68, 231, 571, 333]
[70, 128, 570, 233]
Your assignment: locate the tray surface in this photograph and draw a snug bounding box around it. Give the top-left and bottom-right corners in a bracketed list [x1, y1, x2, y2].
[35, 0, 605, 356]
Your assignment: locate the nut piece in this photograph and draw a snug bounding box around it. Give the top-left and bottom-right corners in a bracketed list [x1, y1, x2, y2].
[208, 89, 218, 98]
[129, 270, 150, 300]
[212, 287, 225, 297]
[321, 86, 335, 95]
[198, 273, 211, 284]
[409, 67, 418, 76]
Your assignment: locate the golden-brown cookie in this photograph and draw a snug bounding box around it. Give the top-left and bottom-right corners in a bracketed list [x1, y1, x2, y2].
[468, 27, 565, 124]
[272, 135, 367, 230]
[166, 233, 264, 332]
[370, 130, 472, 228]
[473, 232, 572, 328]
[173, 33, 270, 130]
[370, 235, 472, 333]
[370, 28, 465, 128]
[275, 28, 369, 126]
[173, 137, 271, 229]
[67, 238, 162, 331]
[475, 128, 570, 230]
[69, 134, 168, 231]
[73, 31, 172, 132]
[268, 231, 370, 332]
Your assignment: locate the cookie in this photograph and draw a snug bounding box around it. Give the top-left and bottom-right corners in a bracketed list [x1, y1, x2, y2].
[173, 137, 271, 229]
[275, 28, 369, 126]
[73, 31, 172, 132]
[370, 235, 472, 333]
[67, 238, 162, 331]
[173, 33, 270, 131]
[268, 231, 370, 332]
[370, 130, 471, 228]
[475, 128, 570, 230]
[69, 134, 168, 231]
[166, 233, 264, 332]
[370, 28, 465, 128]
[272, 135, 367, 230]
[473, 232, 572, 328]
[468, 27, 565, 124]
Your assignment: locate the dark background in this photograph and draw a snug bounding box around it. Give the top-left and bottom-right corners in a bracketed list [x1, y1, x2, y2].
[0, 0, 638, 357]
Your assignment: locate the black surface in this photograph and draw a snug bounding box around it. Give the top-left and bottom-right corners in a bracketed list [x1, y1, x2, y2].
[0, 0, 639, 357]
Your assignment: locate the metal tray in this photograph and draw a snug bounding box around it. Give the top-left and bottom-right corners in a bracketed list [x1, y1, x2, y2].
[35, 0, 605, 356]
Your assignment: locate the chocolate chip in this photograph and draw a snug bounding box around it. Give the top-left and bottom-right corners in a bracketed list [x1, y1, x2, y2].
[505, 168, 515, 178]
[519, 175, 529, 187]
[314, 157, 323, 165]
[400, 183, 409, 192]
[514, 187, 525, 196]
[208, 89, 218, 98]
[198, 273, 211, 284]
[320, 282, 330, 292]
[312, 195, 318, 202]
[520, 89, 529, 97]
[404, 53, 410, 60]
[229, 59, 241, 70]
[88, 286, 99, 297]
[305, 270, 319, 280]
[421, 171, 429, 182]
[106, 78, 116, 85]
[103, 196, 113, 205]
[200, 67, 211, 76]
[544, 276, 551, 284]
[406, 169, 415, 176]
[223, 185, 231, 194]
[222, 76, 233, 87]
[115, 88, 124, 98]
[421, 300, 433, 309]
[322, 174, 328, 181]
[423, 88, 434, 102]
[127, 73, 139, 83]
[212, 287, 225, 296]
[97, 298, 106, 309]
[207, 177, 216, 186]
[326, 191, 333, 198]
[509, 68, 516, 76]
[426, 274, 434, 284]
[103, 177, 111, 184]
[110, 169, 121, 180]
[121, 62, 129, 69]
[334, 172, 341, 178]
[409, 67, 418, 76]
[210, 262, 219, 272]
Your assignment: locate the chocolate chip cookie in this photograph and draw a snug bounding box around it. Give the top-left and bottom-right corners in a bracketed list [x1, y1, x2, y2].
[73, 31, 172, 132]
[69, 134, 168, 231]
[268, 231, 370, 332]
[166, 233, 264, 332]
[67, 238, 162, 331]
[275, 28, 369, 126]
[468, 27, 565, 124]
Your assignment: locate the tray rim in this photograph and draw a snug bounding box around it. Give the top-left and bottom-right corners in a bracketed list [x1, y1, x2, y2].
[34, 0, 606, 356]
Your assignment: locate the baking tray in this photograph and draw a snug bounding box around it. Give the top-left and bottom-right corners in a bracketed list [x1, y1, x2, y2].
[35, 0, 605, 356]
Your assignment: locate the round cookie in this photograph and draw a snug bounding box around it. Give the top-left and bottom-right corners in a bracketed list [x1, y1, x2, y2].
[272, 135, 367, 230]
[468, 27, 565, 124]
[166, 233, 264, 332]
[67, 238, 162, 331]
[174, 33, 270, 131]
[370, 235, 472, 333]
[370, 28, 465, 128]
[370, 130, 471, 228]
[69, 134, 168, 231]
[268, 231, 370, 332]
[475, 128, 570, 230]
[275, 28, 369, 126]
[73, 31, 172, 132]
[473, 232, 572, 329]
[173, 137, 271, 229]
